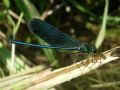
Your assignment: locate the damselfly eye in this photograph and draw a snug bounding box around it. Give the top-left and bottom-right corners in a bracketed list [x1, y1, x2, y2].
[91, 46, 97, 53]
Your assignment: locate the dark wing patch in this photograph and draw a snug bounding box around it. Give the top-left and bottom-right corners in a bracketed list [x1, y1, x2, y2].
[28, 18, 80, 48]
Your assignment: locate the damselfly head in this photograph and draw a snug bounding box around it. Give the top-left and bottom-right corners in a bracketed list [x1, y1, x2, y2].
[79, 43, 97, 54]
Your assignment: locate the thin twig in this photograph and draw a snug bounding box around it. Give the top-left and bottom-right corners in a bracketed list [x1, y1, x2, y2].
[10, 13, 24, 74]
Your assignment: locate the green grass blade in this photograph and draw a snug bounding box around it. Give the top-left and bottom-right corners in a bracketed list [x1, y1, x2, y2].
[14, 0, 58, 66]
[64, 0, 95, 17]
[95, 0, 109, 48]
[0, 42, 30, 76]
[14, 0, 40, 20]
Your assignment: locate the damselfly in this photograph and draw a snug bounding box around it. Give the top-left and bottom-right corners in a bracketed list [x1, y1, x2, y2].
[10, 18, 97, 54]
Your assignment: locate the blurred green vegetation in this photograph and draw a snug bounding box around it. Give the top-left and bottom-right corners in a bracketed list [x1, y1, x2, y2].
[0, 0, 120, 90]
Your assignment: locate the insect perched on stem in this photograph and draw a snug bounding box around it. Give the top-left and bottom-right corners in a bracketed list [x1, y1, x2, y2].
[10, 18, 97, 54]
